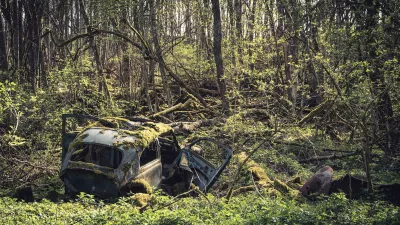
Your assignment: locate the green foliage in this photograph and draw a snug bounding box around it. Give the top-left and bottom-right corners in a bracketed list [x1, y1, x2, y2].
[0, 193, 398, 225]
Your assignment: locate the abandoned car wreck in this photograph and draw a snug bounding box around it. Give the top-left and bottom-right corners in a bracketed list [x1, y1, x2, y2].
[59, 114, 400, 205]
[60, 114, 232, 198]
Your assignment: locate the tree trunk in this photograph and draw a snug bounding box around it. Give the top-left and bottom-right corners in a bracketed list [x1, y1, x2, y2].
[79, 0, 110, 100]
[0, 14, 7, 70]
[227, 0, 236, 74]
[248, 0, 257, 72]
[364, 0, 395, 156]
[211, 0, 229, 114]
[234, 0, 242, 65]
[11, 0, 20, 80]
[150, 0, 172, 108]
[120, 6, 130, 91]
[24, 0, 44, 92]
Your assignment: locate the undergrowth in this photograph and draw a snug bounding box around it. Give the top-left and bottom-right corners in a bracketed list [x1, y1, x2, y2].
[0, 192, 398, 225]
[1, 91, 400, 224]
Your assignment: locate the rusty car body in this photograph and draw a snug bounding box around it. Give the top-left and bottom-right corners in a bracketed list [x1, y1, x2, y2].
[60, 114, 232, 198]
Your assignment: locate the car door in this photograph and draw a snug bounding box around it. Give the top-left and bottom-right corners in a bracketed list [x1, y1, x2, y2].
[177, 138, 232, 192]
[61, 114, 101, 162]
[136, 141, 162, 188]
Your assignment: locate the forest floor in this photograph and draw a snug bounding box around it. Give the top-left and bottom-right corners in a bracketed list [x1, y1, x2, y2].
[1, 108, 400, 224]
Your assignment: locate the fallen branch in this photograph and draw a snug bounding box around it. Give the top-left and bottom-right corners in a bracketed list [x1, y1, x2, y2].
[298, 100, 334, 125]
[150, 99, 192, 118]
[272, 140, 355, 153]
[231, 185, 256, 196]
[299, 151, 359, 163]
[198, 88, 219, 96]
[169, 118, 224, 133]
[0, 155, 56, 173]
[164, 64, 209, 108]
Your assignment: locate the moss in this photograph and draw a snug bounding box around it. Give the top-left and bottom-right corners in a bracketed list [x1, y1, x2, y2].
[233, 152, 305, 201]
[120, 123, 173, 147]
[129, 193, 152, 207]
[130, 179, 152, 194]
[249, 167, 272, 185]
[273, 179, 292, 194]
[113, 140, 136, 150]
[235, 152, 272, 186]
[71, 148, 84, 156]
[273, 179, 304, 201]
[143, 122, 160, 131]
[67, 133, 89, 152]
[67, 161, 116, 180]
[286, 182, 302, 190]
[77, 117, 173, 150]
[266, 188, 282, 198]
[286, 177, 302, 190]
[232, 186, 256, 196]
[100, 117, 131, 128]
[121, 163, 131, 176]
[99, 129, 105, 134]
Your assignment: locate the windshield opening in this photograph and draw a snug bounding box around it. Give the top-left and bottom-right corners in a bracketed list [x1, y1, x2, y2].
[71, 143, 123, 169]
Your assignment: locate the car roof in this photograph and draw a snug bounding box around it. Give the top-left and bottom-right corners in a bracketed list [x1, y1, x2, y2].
[76, 118, 174, 150]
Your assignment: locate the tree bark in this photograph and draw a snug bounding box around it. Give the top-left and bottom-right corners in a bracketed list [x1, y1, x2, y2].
[364, 0, 395, 156]
[211, 0, 229, 114]
[149, 0, 173, 109]
[248, 0, 257, 72]
[234, 0, 242, 65]
[227, 0, 236, 73]
[0, 14, 7, 70]
[79, 0, 110, 100]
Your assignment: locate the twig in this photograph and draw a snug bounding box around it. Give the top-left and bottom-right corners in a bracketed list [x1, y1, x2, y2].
[250, 172, 265, 200]
[151, 188, 197, 212]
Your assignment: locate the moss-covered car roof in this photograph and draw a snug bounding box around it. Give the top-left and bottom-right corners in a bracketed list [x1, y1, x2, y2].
[73, 117, 173, 150]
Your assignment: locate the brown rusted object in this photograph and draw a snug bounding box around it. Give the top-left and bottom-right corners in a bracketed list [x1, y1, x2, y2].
[300, 166, 333, 197]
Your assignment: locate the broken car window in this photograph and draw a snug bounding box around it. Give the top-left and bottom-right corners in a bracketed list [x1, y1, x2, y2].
[71, 144, 123, 169]
[140, 141, 159, 166]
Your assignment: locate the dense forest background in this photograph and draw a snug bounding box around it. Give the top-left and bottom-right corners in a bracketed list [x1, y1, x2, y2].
[0, 0, 400, 223]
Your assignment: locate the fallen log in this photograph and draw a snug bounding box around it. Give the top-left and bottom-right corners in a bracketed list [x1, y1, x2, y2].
[299, 151, 359, 163]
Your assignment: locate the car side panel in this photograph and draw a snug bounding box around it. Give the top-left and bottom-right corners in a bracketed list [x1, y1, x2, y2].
[136, 159, 162, 188]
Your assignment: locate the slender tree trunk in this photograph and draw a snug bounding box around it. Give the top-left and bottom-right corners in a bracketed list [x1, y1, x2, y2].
[11, 0, 20, 80]
[234, 0, 242, 65]
[266, 1, 283, 95]
[248, 0, 257, 72]
[364, 0, 395, 156]
[150, 0, 172, 108]
[211, 0, 229, 114]
[79, 0, 110, 101]
[199, 0, 214, 75]
[25, 0, 44, 92]
[120, 6, 130, 91]
[184, 1, 191, 38]
[227, 0, 236, 74]
[0, 14, 7, 70]
[149, 58, 157, 112]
